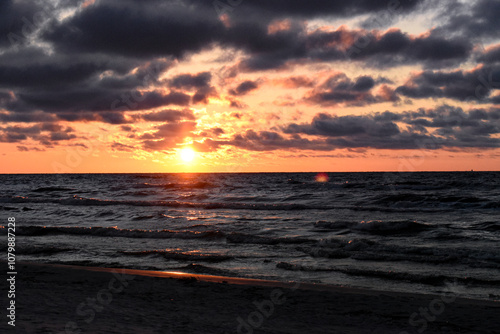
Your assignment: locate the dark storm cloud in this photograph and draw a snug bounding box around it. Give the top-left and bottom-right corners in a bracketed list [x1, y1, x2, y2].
[191, 87, 218, 104]
[0, 61, 109, 88]
[225, 20, 307, 71]
[228, 0, 425, 19]
[0, 0, 476, 121]
[0, 45, 177, 120]
[169, 72, 218, 104]
[42, 0, 226, 58]
[478, 44, 500, 65]
[396, 66, 500, 102]
[0, 0, 498, 155]
[49, 131, 77, 141]
[98, 60, 173, 90]
[0, 122, 77, 144]
[39, 0, 436, 73]
[0, 46, 138, 90]
[305, 74, 399, 106]
[352, 76, 376, 92]
[0, 132, 27, 143]
[222, 130, 333, 151]
[0, 90, 11, 102]
[170, 72, 212, 89]
[0, 0, 51, 47]
[98, 112, 129, 125]
[227, 25, 473, 72]
[440, 0, 500, 39]
[0, 111, 57, 123]
[217, 106, 500, 151]
[283, 113, 401, 138]
[308, 28, 473, 68]
[7, 89, 190, 114]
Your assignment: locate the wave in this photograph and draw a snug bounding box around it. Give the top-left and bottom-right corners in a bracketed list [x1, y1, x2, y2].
[32, 186, 75, 192]
[0, 205, 18, 211]
[163, 181, 216, 190]
[276, 262, 500, 286]
[4, 245, 74, 255]
[353, 220, 432, 234]
[0, 225, 225, 240]
[227, 233, 314, 245]
[296, 237, 500, 269]
[469, 222, 500, 232]
[374, 193, 491, 207]
[179, 264, 241, 277]
[120, 250, 233, 262]
[313, 220, 433, 235]
[134, 181, 216, 190]
[0, 225, 315, 246]
[0, 195, 333, 211]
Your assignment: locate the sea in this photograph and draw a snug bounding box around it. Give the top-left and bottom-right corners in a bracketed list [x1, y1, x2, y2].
[1, 172, 499, 301]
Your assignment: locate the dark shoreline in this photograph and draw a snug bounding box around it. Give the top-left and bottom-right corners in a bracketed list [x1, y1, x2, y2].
[1, 262, 498, 333]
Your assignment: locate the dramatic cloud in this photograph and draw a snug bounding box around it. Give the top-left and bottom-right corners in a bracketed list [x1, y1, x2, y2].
[478, 44, 500, 65]
[0, 122, 77, 145]
[230, 0, 425, 19]
[306, 28, 473, 68]
[0, 0, 499, 161]
[305, 74, 399, 106]
[396, 66, 500, 102]
[440, 0, 500, 39]
[43, 0, 225, 58]
[216, 106, 500, 151]
[167, 72, 218, 104]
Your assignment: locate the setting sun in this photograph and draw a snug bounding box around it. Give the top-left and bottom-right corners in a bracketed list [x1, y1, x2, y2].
[179, 148, 196, 163]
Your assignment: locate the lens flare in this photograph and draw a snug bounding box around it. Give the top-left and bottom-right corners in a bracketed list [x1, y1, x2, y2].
[315, 172, 329, 182]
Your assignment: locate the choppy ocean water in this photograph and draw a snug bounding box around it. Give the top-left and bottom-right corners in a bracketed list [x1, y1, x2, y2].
[1, 172, 499, 300]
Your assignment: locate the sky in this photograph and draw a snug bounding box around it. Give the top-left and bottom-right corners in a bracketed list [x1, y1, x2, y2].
[0, 0, 499, 173]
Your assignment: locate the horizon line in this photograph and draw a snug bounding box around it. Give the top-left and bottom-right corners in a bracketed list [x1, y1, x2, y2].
[0, 170, 497, 175]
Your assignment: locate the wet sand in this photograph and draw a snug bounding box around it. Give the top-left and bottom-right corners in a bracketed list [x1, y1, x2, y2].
[1, 262, 498, 333]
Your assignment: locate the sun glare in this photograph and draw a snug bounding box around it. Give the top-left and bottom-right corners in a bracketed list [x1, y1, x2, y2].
[315, 172, 329, 183]
[180, 148, 196, 163]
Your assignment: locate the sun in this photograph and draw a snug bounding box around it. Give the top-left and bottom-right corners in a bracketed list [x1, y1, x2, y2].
[179, 147, 196, 163]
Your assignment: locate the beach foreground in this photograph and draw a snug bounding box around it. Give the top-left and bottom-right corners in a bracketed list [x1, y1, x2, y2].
[2, 262, 498, 334]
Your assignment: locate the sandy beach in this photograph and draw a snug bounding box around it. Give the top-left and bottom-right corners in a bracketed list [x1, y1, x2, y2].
[1, 262, 498, 333]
